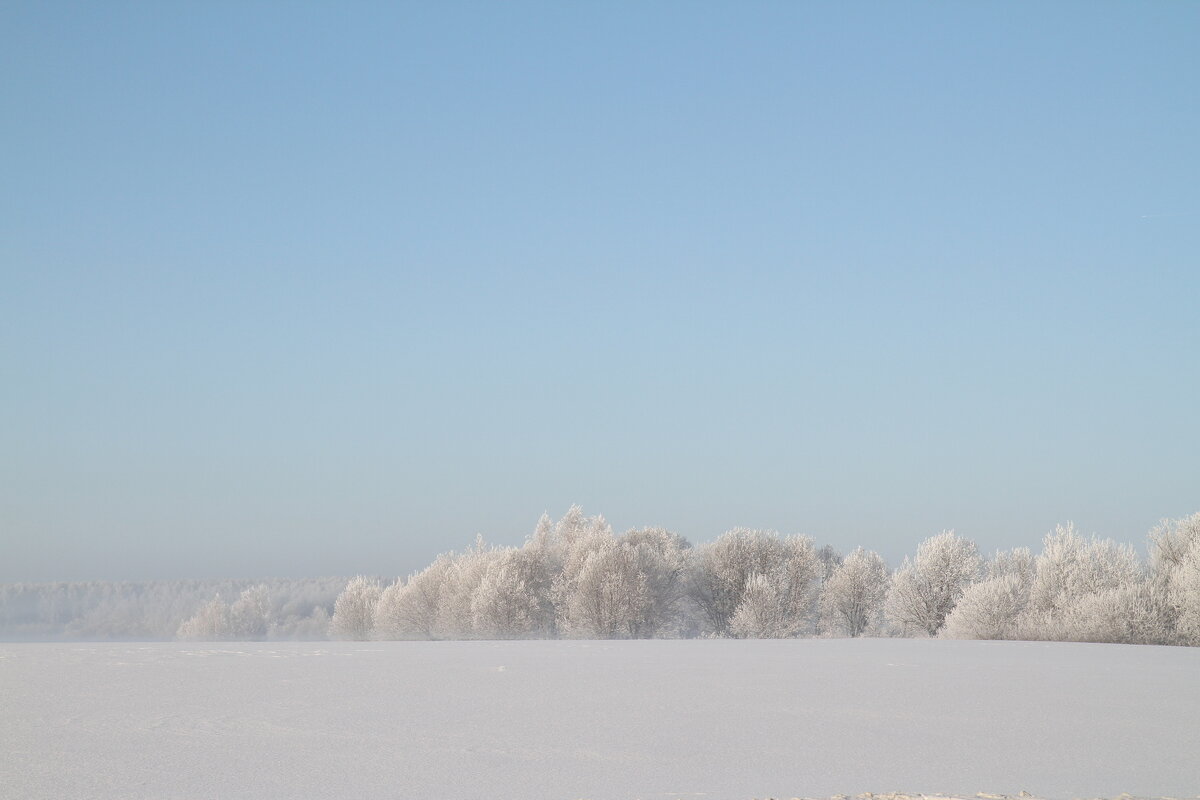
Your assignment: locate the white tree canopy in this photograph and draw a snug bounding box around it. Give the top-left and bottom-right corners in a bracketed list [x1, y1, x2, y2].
[819, 547, 890, 637]
[330, 576, 381, 641]
[885, 530, 981, 636]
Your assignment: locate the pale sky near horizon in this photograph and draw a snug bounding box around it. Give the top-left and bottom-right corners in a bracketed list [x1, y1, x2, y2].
[3, 2, 1197, 582]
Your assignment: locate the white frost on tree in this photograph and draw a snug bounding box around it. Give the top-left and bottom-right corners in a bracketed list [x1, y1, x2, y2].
[470, 549, 540, 639]
[1149, 512, 1200, 646]
[435, 537, 499, 638]
[330, 576, 381, 640]
[1175, 549, 1200, 647]
[1027, 524, 1141, 617]
[548, 509, 617, 632]
[177, 594, 232, 640]
[818, 547, 890, 637]
[529, 510, 692, 639]
[884, 530, 981, 636]
[376, 555, 455, 640]
[941, 574, 1028, 640]
[373, 578, 408, 639]
[816, 544, 844, 583]
[941, 548, 1035, 641]
[558, 539, 650, 638]
[229, 584, 270, 639]
[729, 573, 790, 638]
[1019, 523, 1145, 642]
[690, 529, 776, 635]
[620, 527, 692, 637]
[1056, 581, 1173, 645]
[515, 513, 570, 636]
[691, 529, 819, 637]
[987, 547, 1036, 587]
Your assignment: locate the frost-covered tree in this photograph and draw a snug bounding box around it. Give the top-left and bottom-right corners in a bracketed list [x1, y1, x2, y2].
[437, 538, 501, 638]
[885, 530, 981, 636]
[177, 595, 232, 640]
[539, 505, 612, 591]
[558, 539, 650, 638]
[330, 576, 381, 640]
[376, 554, 455, 639]
[373, 579, 408, 639]
[819, 547, 889, 637]
[1149, 512, 1200, 572]
[229, 584, 270, 640]
[1149, 512, 1200, 646]
[548, 510, 617, 629]
[514, 514, 568, 636]
[940, 547, 1036, 641]
[1171, 551, 1200, 646]
[690, 529, 819, 637]
[729, 573, 790, 638]
[775, 536, 822, 632]
[1018, 523, 1145, 642]
[470, 549, 540, 639]
[620, 527, 692, 637]
[1056, 582, 1173, 645]
[690, 529, 781, 635]
[525, 513, 691, 639]
[987, 547, 1036, 588]
[816, 544, 844, 583]
[1027, 524, 1140, 617]
[1011, 523, 1166, 644]
[941, 574, 1028, 640]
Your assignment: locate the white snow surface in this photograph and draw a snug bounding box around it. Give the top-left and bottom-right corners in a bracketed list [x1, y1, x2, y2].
[3, 638, 1198, 800]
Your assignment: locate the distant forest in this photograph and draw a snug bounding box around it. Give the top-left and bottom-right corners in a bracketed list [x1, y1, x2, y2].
[0, 577, 343, 641]
[4, 509, 1198, 646]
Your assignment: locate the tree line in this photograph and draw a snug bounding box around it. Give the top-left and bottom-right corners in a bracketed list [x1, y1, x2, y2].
[326, 507, 1200, 646]
[4, 508, 1196, 645]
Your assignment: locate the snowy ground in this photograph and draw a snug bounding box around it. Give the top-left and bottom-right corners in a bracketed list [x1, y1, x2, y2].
[2, 639, 1198, 800]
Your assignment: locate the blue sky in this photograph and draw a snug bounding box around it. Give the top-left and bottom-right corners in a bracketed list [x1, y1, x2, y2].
[2, 2, 1197, 581]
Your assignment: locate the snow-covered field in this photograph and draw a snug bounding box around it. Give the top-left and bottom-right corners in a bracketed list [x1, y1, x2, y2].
[3, 639, 1198, 800]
